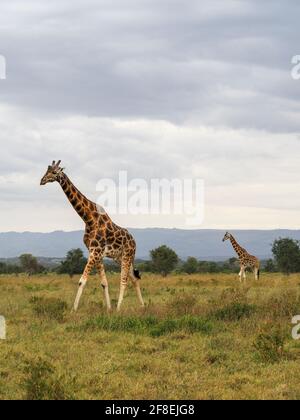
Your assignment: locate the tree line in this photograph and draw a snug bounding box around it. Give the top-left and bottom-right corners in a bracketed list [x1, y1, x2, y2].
[0, 238, 299, 277]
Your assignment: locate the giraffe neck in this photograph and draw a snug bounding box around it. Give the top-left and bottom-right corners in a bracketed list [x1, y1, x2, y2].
[229, 235, 245, 258]
[58, 173, 97, 224]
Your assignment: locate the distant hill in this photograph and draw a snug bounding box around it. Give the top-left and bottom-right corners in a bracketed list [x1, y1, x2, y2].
[0, 257, 64, 268]
[0, 229, 300, 260]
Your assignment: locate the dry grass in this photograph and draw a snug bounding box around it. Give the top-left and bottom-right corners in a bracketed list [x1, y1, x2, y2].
[0, 272, 300, 400]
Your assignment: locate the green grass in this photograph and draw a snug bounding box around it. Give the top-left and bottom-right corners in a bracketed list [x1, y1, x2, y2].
[0, 272, 300, 399]
[30, 296, 68, 322]
[213, 303, 257, 321]
[79, 314, 213, 337]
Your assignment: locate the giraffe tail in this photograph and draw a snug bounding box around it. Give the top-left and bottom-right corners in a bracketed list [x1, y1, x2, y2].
[130, 264, 141, 280]
[257, 269, 260, 280]
[133, 269, 141, 280]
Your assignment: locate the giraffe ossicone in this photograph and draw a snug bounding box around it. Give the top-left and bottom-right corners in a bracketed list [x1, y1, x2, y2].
[40, 160, 145, 312]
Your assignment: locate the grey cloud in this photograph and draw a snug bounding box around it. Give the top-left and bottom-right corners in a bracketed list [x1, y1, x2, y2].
[0, 0, 299, 131]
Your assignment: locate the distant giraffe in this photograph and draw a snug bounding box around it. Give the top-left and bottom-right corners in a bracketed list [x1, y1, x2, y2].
[40, 160, 145, 312]
[222, 232, 260, 281]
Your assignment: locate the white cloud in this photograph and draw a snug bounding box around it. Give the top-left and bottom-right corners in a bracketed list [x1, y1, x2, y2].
[0, 103, 300, 231]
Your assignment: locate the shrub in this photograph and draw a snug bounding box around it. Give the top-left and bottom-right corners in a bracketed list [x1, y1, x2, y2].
[205, 351, 227, 365]
[149, 319, 178, 337]
[262, 291, 300, 320]
[57, 249, 87, 278]
[182, 257, 199, 274]
[150, 245, 179, 277]
[167, 294, 198, 316]
[253, 327, 286, 364]
[179, 315, 213, 335]
[213, 303, 256, 321]
[272, 238, 300, 274]
[30, 297, 68, 322]
[23, 358, 76, 400]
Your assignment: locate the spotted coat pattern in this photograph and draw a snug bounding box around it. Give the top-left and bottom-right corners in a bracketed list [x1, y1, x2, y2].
[223, 232, 260, 281]
[41, 161, 145, 311]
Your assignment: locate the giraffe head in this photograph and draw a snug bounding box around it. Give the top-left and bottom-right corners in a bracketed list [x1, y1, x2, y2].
[222, 232, 231, 242]
[40, 160, 64, 185]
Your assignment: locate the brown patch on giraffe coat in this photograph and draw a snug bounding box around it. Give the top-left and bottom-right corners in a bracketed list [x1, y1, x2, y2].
[58, 173, 140, 312]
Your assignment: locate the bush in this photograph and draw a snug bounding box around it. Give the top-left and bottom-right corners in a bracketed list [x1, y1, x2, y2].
[167, 294, 198, 316]
[30, 297, 68, 322]
[205, 350, 227, 365]
[182, 257, 199, 274]
[58, 249, 87, 278]
[262, 291, 300, 320]
[149, 317, 213, 337]
[23, 358, 76, 400]
[264, 259, 277, 273]
[19, 254, 45, 275]
[211, 288, 249, 308]
[213, 303, 256, 321]
[253, 328, 286, 364]
[272, 238, 300, 274]
[150, 245, 179, 277]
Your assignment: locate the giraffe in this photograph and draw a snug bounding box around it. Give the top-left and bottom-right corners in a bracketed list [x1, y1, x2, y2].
[40, 160, 145, 312]
[222, 232, 260, 282]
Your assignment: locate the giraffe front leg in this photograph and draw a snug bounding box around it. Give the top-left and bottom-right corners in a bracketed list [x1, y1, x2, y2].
[243, 267, 247, 283]
[73, 252, 96, 312]
[239, 266, 246, 283]
[239, 266, 243, 283]
[74, 277, 87, 312]
[96, 262, 112, 312]
[117, 259, 131, 312]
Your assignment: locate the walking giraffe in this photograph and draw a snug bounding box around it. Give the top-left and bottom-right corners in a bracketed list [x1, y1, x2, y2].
[40, 160, 145, 312]
[222, 232, 260, 282]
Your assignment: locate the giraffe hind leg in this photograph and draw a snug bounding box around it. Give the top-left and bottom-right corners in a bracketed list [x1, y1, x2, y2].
[96, 262, 112, 311]
[130, 266, 145, 308]
[117, 259, 131, 312]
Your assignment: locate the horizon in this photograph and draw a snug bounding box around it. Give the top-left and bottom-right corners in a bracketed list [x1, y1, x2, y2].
[2, 227, 300, 234]
[1, 227, 300, 260]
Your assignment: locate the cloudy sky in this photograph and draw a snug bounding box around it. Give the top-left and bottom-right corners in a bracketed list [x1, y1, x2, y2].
[0, 0, 300, 232]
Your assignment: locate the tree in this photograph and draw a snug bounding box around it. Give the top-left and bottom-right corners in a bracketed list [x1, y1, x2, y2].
[206, 261, 220, 273]
[264, 259, 277, 273]
[150, 245, 179, 277]
[0, 262, 22, 275]
[58, 249, 87, 278]
[272, 238, 300, 275]
[182, 257, 199, 275]
[19, 254, 44, 276]
[135, 260, 153, 273]
[228, 257, 239, 269]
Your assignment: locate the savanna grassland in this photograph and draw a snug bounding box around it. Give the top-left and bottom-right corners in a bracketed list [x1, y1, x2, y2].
[0, 272, 300, 400]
